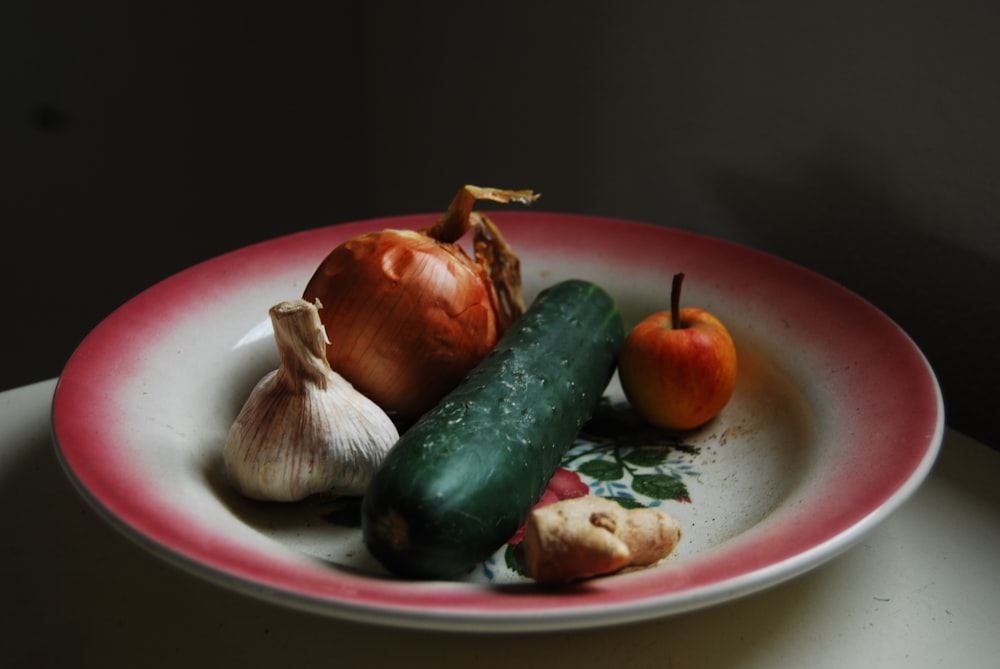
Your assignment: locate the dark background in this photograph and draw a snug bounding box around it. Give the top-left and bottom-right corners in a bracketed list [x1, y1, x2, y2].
[3, 2, 998, 448]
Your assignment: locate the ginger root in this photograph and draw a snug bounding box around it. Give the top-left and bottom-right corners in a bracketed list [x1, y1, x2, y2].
[519, 495, 682, 584]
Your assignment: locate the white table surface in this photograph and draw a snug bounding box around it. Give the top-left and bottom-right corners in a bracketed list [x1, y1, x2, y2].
[2, 377, 998, 668]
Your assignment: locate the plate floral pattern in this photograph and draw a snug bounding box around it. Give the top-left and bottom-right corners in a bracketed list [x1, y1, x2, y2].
[476, 399, 700, 581]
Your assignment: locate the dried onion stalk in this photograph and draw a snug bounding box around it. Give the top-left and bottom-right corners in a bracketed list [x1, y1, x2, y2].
[302, 185, 539, 424]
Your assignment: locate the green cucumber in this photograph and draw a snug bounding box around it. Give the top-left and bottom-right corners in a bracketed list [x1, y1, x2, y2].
[361, 279, 625, 579]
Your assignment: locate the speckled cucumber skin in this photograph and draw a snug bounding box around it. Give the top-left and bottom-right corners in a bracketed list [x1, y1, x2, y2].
[361, 279, 625, 579]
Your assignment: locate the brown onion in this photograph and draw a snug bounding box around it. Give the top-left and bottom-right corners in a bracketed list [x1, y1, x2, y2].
[302, 185, 538, 425]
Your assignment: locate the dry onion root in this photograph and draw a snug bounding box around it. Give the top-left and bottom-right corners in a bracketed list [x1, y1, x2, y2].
[519, 495, 682, 584]
[303, 185, 538, 424]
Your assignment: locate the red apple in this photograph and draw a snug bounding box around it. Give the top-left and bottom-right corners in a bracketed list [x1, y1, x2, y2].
[618, 272, 738, 430]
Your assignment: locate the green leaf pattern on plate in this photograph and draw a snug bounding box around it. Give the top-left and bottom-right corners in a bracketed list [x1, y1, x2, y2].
[477, 400, 699, 582]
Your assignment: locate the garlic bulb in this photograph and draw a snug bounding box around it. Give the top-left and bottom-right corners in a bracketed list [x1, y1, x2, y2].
[224, 299, 399, 501]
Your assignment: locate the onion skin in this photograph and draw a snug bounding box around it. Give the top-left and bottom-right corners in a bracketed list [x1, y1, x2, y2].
[303, 186, 536, 424]
[303, 227, 500, 424]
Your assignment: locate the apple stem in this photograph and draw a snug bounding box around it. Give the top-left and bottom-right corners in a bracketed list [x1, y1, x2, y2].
[671, 272, 684, 330]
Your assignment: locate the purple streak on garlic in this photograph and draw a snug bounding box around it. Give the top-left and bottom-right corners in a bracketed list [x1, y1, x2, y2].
[223, 299, 399, 501]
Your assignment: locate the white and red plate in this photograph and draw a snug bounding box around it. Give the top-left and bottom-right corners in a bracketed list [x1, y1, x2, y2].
[52, 212, 943, 632]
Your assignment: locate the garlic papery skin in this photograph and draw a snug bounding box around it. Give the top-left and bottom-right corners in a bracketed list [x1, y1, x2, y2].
[223, 299, 399, 501]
